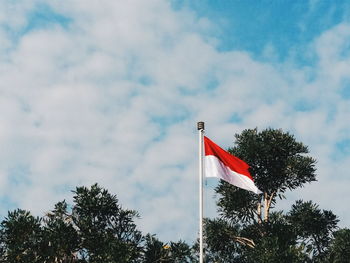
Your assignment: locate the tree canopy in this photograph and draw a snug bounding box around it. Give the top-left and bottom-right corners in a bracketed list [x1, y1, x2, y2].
[0, 128, 349, 262]
[205, 128, 347, 262]
[0, 184, 192, 262]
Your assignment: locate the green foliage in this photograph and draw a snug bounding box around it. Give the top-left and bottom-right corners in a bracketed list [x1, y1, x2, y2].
[143, 234, 193, 262]
[327, 228, 350, 262]
[205, 212, 310, 263]
[168, 240, 194, 262]
[288, 200, 339, 261]
[41, 201, 80, 262]
[143, 234, 169, 262]
[72, 184, 143, 262]
[0, 128, 347, 262]
[240, 212, 309, 263]
[216, 128, 317, 228]
[204, 218, 243, 262]
[0, 184, 193, 263]
[204, 128, 342, 263]
[0, 209, 42, 262]
[216, 185, 261, 224]
[228, 128, 316, 194]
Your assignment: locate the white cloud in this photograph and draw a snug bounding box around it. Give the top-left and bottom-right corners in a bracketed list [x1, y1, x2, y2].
[1, 0, 350, 242]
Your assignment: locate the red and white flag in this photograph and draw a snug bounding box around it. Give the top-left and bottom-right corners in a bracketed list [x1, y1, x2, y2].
[204, 136, 261, 194]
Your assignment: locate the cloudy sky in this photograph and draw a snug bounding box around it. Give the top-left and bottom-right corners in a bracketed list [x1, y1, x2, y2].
[1, 0, 350, 242]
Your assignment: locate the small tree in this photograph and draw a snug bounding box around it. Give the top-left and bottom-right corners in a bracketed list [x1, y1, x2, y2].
[142, 234, 194, 263]
[288, 200, 338, 261]
[0, 184, 195, 262]
[72, 184, 143, 262]
[41, 201, 80, 262]
[0, 209, 42, 262]
[205, 128, 327, 262]
[217, 128, 317, 224]
[327, 228, 350, 262]
[143, 234, 170, 262]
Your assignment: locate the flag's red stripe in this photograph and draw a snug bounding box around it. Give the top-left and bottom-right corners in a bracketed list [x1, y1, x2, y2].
[204, 136, 253, 180]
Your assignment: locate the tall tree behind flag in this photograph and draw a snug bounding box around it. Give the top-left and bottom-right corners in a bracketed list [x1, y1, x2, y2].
[204, 136, 261, 194]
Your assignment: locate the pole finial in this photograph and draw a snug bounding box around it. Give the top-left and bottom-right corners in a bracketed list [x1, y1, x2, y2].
[197, 121, 205, 130]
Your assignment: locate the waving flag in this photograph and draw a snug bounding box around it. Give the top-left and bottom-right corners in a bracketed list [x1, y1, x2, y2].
[204, 136, 261, 194]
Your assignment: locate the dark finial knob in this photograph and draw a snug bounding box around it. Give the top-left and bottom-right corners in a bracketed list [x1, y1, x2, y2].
[197, 122, 205, 130]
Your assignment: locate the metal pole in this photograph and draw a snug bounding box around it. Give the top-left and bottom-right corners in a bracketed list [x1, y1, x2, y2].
[197, 121, 205, 263]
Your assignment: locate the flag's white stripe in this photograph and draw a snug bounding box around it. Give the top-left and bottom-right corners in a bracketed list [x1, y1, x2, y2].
[205, 155, 261, 194]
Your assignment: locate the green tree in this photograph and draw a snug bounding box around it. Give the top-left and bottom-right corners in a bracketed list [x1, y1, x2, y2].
[0, 184, 194, 262]
[204, 218, 244, 262]
[240, 211, 309, 263]
[327, 228, 350, 263]
[0, 209, 42, 262]
[168, 240, 194, 262]
[143, 234, 193, 262]
[204, 128, 337, 262]
[217, 128, 316, 224]
[288, 200, 338, 262]
[41, 201, 80, 262]
[71, 184, 143, 262]
[143, 234, 170, 262]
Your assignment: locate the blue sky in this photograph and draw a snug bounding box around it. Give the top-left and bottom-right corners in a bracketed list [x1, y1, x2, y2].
[1, 0, 350, 242]
[177, 0, 350, 61]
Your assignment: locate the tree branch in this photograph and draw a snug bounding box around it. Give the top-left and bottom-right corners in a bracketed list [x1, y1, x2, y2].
[233, 236, 256, 248]
[264, 192, 268, 222]
[225, 229, 256, 248]
[257, 202, 262, 224]
[264, 192, 275, 222]
[267, 192, 275, 211]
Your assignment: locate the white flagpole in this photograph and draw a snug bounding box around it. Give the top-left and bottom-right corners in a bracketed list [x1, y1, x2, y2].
[197, 121, 205, 263]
